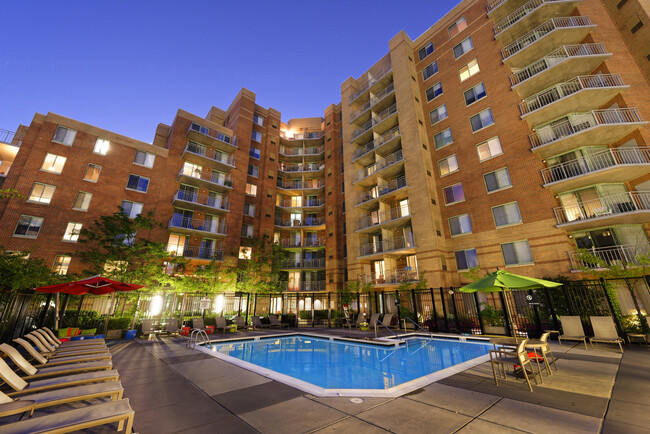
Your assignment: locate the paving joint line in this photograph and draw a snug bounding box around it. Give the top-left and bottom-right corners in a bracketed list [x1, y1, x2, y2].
[450, 396, 505, 433]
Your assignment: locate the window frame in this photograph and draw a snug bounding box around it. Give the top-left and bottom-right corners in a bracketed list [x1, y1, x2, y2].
[433, 128, 454, 150]
[458, 58, 480, 83]
[484, 166, 512, 193]
[477, 136, 503, 162]
[443, 182, 465, 205]
[251, 130, 263, 143]
[27, 182, 56, 205]
[248, 164, 259, 178]
[93, 138, 110, 156]
[453, 36, 474, 59]
[245, 183, 258, 196]
[448, 16, 468, 38]
[501, 240, 534, 266]
[13, 215, 44, 239]
[422, 60, 439, 81]
[243, 202, 256, 217]
[62, 222, 83, 243]
[455, 248, 478, 271]
[470, 108, 495, 133]
[83, 164, 102, 183]
[53, 255, 72, 275]
[249, 147, 261, 160]
[438, 154, 459, 177]
[425, 81, 443, 102]
[418, 42, 434, 61]
[463, 82, 487, 107]
[125, 174, 150, 193]
[73, 191, 93, 211]
[449, 213, 472, 236]
[121, 200, 144, 218]
[52, 126, 77, 146]
[429, 104, 448, 126]
[253, 114, 264, 126]
[40, 153, 67, 174]
[491, 202, 522, 228]
[133, 150, 155, 168]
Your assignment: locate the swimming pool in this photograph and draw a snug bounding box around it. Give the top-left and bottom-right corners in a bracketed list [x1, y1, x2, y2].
[200, 334, 492, 397]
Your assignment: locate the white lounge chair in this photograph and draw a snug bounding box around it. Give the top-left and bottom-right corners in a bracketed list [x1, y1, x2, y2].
[590, 316, 624, 353]
[13, 338, 111, 366]
[33, 330, 106, 351]
[558, 316, 588, 350]
[24, 334, 110, 359]
[37, 328, 106, 347]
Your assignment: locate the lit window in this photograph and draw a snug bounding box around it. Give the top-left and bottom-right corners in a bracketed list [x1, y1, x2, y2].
[41, 153, 66, 174]
[73, 191, 93, 211]
[243, 203, 256, 217]
[455, 248, 478, 270]
[53, 255, 72, 275]
[484, 167, 512, 193]
[418, 42, 434, 61]
[422, 61, 439, 81]
[470, 108, 495, 132]
[250, 147, 261, 159]
[492, 202, 522, 228]
[248, 164, 259, 177]
[134, 150, 155, 168]
[501, 240, 533, 265]
[239, 246, 252, 259]
[459, 58, 479, 82]
[166, 234, 187, 255]
[126, 174, 150, 192]
[93, 138, 110, 155]
[52, 126, 76, 146]
[83, 164, 101, 182]
[429, 104, 448, 125]
[438, 155, 459, 176]
[434, 128, 453, 150]
[426, 82, 443, 102]
[464, 82, 487, 106]
[241, 224, 254, 238]
[477, 137, 503, 161]
[252, 130, 262, 142]
[14, 215, 44, 238]
[443, 183, 465, 205]
[448, 16, 468, 38]
[27, 183, 56, 204]
[453, 36, 474, 59]
[449, 214, 472, 236]
[253, 114, 264, 126]
[63, 222, 83, 242]
[121, 200, 143, 218]
[245, 183, 257, 196]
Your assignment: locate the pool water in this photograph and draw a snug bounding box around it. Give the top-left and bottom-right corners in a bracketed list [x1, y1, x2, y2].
[209, 335, 491, 390]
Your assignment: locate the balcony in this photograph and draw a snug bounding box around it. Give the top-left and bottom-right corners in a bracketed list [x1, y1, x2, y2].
[356, 204, 411, 233]
[519, 74, 628, 126]
[179, 247, 224, 262]
[352, 126, 401, 166]
[172, 190, 230, 213]
[355, 175, 407, 208]
[278, 146, 324, 159]
[554, 191, 650, 230]
[349, 64, 392, 104]
[351, 119, 374, 144]
[349, 82, 396, 126]
[493, 0, 582, 46]
[278, 162, 325, 175]
[358, 267, 419, 286]
[276, 179, 325, 190]
[529, 108, 647, 158]
[0, 161, 11, 178]
[182, 142, 235, 171]
[277, 197, 325, 208]
[501, 17, 596, 68]
[349, 100, 372, 124]
[279, 258, 326, 269]
[568, 243, 650, 270]
[541, 147, 650, 192]
[168, 215, 228, 236]
[177, 168, 233, 192]
[372, 103, 398, 135]
[280, 131, 324, 141]
[187, 122, 237, 153]
[358, 235, 416, 259]
[0, 128, 24, 146]
[274, 216, 326, 228]
[353, 149, 404, 187]
[277, 237, 326, 248]
[284, 281, 327, 291]
[509, 44, 611, 97]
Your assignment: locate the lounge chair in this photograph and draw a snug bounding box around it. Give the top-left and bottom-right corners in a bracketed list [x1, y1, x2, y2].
[347, 314, 365, 330]
[233, 316, 250, 330]
[489, 339, 538, 392]
[269, 315, 289, 328]
[214, 317, 228, 334]
[590, 316, 624, 353]
[251, 317, 270, 330]
[27, 332, 106, 354]
[36, 328, 106, 348]
[381, 313, 397, 329]
[558, 316, 588, 350]
[164, 318, 180, 335]
[141, 319, 156, 337]
[24, 334, 110, 360]
[14, 338, 111, 364]
[192, 318, 207, 330]
[368, 313, 380, 328]
[0, 398, 134, 434]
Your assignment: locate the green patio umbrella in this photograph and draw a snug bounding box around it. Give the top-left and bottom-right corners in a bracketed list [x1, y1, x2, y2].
[458, 270, 562, 338]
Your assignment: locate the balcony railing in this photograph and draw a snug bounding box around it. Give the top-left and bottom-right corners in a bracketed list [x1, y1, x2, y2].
[278, 163, 324, 173]
[279, 146, 324, 156]
[501, 16, 594, 61]
[359, 267, 419, 285]
[274, 216, 326, 227]
[494, 0, 576, 37]
[185, 142, 235, 166]
[178, 168, 233, 189]
[277, 197, 325, 208]
[173, 190, 230, 211]
[509, 44, 608, 88]
[178, 247, 224, 261]
[541, 147, 650, 185]
[352, 126, 401, 161]
[284, 281, 327, 291]
[349, 83, 396, 123]
[372, 103, 398, 126]
[486, 0, 506, 12]
[0, 128, 24, 145]
[356, 175, 407, 206]
[357, 204, 411, 231]
[279, 258, 326, 269]
[353, 149, 403, 183]
[278, 237, 326, 248]
[188, 122, 237, 148]
[554, 191, 650, 225]
[349, 65, 392, 103]
[280, 131, 324, 140]
[529, 108, 645, 150]
[276, 179, 325, 190]
[519, 74, 625, 116]
[349, 100, 372, 122]
[352, 120, 373, 140]
[168, 215, 228, 235]
[568, 243, 650, 270]
[358, 235, 415, 257]
[0, 161, 11, 177]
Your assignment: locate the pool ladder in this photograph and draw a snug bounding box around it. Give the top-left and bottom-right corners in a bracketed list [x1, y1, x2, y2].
[374, 319, 399, 339]
[187, 328, 212, 350]
[402, 317, 435, 340]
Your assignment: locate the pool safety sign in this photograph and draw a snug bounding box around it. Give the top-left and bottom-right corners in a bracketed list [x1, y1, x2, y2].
[200, 298, 211, 310]
[525, 293, 541, 306]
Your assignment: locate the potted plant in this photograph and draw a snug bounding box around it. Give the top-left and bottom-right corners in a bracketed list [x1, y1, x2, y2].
[480, 302, 506, 335]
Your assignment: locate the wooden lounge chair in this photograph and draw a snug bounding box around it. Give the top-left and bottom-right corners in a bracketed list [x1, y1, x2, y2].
[26, 332, 106, 355]
[589, 316, 624, 353]
[214, 317, 228, 334]
[489, 339, 538, 392]
[558, 316, 589, 350]
[233, 316, 250, 330]
[269, 315, 289, 328]
[13, 338, 111, 365]
[37, 328, 106, 347]
[251, 317, 270, 330]
[1, 398, 134, 434]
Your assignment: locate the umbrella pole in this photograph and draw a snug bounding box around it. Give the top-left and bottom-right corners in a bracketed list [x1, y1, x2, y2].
[503, 290, 517, 342]
[54, 293, 60, 330]
[102, 293, 115, 335]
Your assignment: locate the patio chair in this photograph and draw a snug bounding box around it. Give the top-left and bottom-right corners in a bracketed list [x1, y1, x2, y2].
[251, 316, 270, 330]
[489, 339, 538, 392]
[14, 338, 111, 365]
[141, 319, 156, 337]
[589, 316, 624, 353]
[524, 332, 558, 377]
[24, 334, 110, 360]
[368, 313, 380, 328]
[0, 398, 134, 434]
[348, 313, 366, 330]
[164, 318, 180, 335]
[192, 318, 206, 330]
[381, 313, 397, 329]
[32, 330, 107, 352]
[558, 316, 588, 350]
[269, 315, 289, 328]
[215, 317, 228, 334]
[233, 316, 250, 330]
[40, 327, 106, 346]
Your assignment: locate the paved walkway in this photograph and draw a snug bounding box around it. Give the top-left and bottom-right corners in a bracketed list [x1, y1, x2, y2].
[106, 330, 650, 433]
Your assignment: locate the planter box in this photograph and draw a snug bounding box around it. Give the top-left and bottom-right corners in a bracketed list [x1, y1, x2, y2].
[105, 329, 122, 339]
[484, 326, 507, 335]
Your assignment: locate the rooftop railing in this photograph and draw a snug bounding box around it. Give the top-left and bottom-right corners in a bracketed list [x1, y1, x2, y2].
[356, 203, 411, 231]
[486, 0, 507, 13]
[494, 0, 576, 37]
[173, 190, 230, 211]
[568, 243, 650, 270]
[554, 191, 650, 225]
[358, 235, 414, 257]
[356, 175, 407, 206]
[349, 65, 392, 103]
[185, 142, 235, 166]
[353, 149, 403, 183]
[168, 215, 228, 235]
[0, 129, 23, 145]
[280, 131, 324, 140]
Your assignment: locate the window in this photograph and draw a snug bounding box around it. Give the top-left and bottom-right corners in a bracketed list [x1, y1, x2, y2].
[477, 137, 503, 161]
[190, 122, 209, 135]
[245, 183, 257, 196]
[53, 256, 72, 275]
[253, 114, 264, 126]
[422, 61, 438, 81]
[93, 138, 110, 155]
[52, 126, 76, 146]
[484, 167, 511, 192]
[166, 234, 186, 255]
[455, 248, 478, 270]
[83, 164, 101, 182]
[126, 174, 149, 192]
[63, 222, 83, 242]
[443, 183, 465, 205]
[438, 155, 459, 176]
[250, 147, 261, 159]
[448, 16, 468, 38]
[134, 150, 155, 168]
[41, 153, 66, 174]
[252, 130, 262, 142]
[242, 223, 254, 238]
[243, 203, 256, 217]
[14, 215, 44, 238]
[429, 104, 448, 125]
[248, 164, 259, 177]
[464, 82, 487, 106]
[426, 82, 443, 101]
[470, 108, 494, 132]
[453, 36, 474, 59]
[492, 202, 522, 227]
[459, 58, 480, 82]
[28, 183, 56, 204]
[434, 128, 453, 150]
[418, 42, 434, 61]
[121, 200, 143, 218]
[501, 240, 533, 266]
[73, 191, 93, 211]
[449, 214, 472, 236]
[239, 246, 252, 259]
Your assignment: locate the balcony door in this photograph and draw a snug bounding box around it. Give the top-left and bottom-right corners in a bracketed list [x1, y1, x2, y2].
[200, 239, 215, 259]
[173, 208, 193, 227]
[179, 184, 198, 201]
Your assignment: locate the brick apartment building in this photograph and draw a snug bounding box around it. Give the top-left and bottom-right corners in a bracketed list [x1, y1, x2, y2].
[0, 0, 648, 293]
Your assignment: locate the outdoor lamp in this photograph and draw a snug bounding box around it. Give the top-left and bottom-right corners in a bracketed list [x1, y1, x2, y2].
[149, 295, 163, 316]
[214, 294, 224, 314]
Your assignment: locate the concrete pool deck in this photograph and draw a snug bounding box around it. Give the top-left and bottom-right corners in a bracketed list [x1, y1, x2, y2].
[104, 328, 650, 433]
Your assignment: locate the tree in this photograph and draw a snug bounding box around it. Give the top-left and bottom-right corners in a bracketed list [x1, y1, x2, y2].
[0, 248, 65, 294]
[0, 188, 22, 200]
[225, 237, 287, 294]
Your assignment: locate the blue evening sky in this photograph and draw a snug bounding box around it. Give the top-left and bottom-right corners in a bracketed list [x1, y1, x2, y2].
[2, 1, 459, 143]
